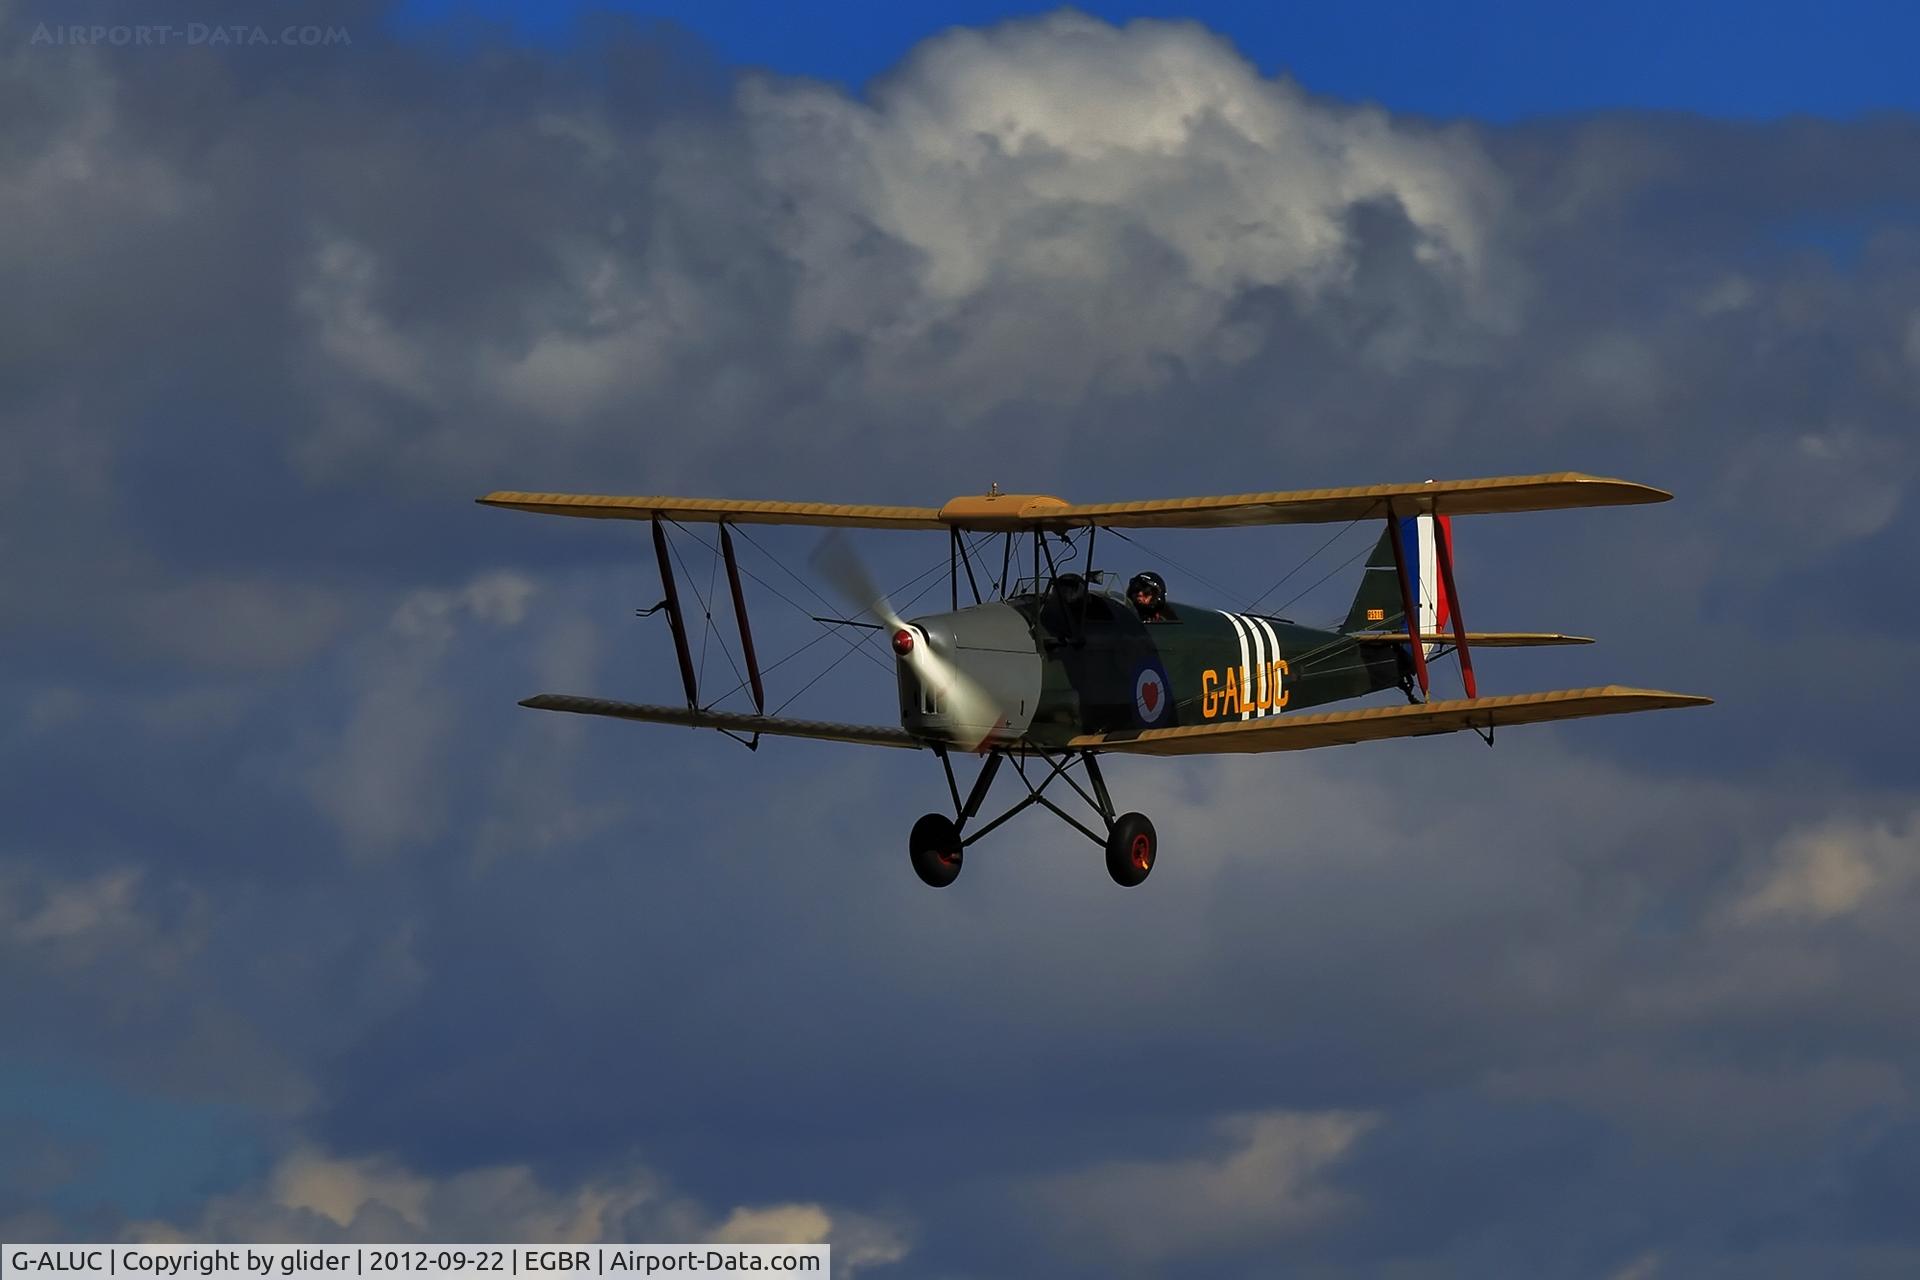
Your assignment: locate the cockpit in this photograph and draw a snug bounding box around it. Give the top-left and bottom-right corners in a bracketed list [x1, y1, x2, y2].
[1004, 571, 1177, 641]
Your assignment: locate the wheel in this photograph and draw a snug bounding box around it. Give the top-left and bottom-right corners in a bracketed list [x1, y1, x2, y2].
[909, 813, 964, 888]
[1105, 812, 1157, 887]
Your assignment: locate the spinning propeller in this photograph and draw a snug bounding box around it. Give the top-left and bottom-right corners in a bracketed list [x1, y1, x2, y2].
[811, 532, 1006, 750]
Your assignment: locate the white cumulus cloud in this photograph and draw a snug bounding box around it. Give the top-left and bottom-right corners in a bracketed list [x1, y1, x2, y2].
[1030, 1108, 1376, 1264]
[128, 1144, 909, 1275]
[1727, 810, 1920, 924]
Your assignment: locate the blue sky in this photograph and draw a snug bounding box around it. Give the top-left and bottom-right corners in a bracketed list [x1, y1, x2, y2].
[397, 0, 1920, 120]
[5, 2, 1920, 1274]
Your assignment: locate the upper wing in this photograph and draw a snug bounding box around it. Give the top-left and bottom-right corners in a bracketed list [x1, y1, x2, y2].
[521, 694, 923, 749]
[1043, 473, 1670, 530]
[477, 492, 946, 531]
[478, 473, 1665, 533]
[1070, 686, 1709, 756]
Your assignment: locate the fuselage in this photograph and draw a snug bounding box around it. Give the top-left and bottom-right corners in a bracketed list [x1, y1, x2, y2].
[898, 587, 1406, 748]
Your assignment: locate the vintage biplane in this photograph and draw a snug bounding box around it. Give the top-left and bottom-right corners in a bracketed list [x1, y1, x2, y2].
[479, 473, 1709, 888]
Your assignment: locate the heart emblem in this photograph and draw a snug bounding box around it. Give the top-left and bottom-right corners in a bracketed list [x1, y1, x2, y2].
[1134, 666, 1170, 724]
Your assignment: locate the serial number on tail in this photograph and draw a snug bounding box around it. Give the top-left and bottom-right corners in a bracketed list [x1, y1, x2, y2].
[1201, 660, 1289, 719]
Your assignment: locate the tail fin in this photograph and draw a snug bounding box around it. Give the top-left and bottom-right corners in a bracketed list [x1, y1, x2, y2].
[1343, 515, 1452, 657]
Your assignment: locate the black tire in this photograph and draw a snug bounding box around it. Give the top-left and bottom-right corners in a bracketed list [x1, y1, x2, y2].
[1105, 812, 1157, 887]
[909, 813, 964, 888]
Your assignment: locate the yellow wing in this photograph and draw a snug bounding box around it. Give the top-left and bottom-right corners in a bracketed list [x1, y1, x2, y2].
[478, 473, 1667, 533]
[520, 694, 923, 749]
[1042, 472, 1669, 530]
[1349, 632, 1594, 647]
[1070, 686, 1709, 756]
[477, 492, 946, 530]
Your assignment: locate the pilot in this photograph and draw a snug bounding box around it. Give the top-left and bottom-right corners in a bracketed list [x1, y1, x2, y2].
[1128, 571, 1170, 622]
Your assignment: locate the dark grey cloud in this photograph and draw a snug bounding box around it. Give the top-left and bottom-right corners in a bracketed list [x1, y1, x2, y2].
[5, 4, 1920, 1276]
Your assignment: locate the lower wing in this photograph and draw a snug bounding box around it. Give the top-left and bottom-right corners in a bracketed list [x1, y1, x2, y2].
[1348, 631, 1593, 647]
[1071, 686, 1710, 756]
[520, 694, 923, 750]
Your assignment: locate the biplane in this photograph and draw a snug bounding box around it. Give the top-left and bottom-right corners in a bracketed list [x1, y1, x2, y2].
[479, 473, 1709, 888]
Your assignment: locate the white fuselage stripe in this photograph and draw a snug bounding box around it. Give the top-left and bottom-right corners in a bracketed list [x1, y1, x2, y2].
[1239, 613, 1272, 716]
[1253, 616, 1283, 715]
[1245, 615, 1267, 715]
[1225, 612, 1254, 720]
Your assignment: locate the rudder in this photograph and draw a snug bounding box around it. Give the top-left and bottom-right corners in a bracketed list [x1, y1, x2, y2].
[1343, 516, 1452, 657]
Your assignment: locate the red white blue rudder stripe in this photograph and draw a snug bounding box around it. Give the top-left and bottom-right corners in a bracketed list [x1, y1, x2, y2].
[1398, 514, 1453, 658]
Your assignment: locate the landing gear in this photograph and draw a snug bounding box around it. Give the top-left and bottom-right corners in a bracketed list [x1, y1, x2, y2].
[1105, 812, 1157, 887]
[909, 813, 964, 888]
[907, 746, 1160, 887]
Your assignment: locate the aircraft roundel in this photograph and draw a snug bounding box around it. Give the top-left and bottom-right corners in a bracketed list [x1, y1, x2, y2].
[1133, 660, 1172, 727]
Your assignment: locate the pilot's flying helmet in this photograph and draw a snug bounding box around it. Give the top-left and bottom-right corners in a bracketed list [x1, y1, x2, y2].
[1127, 571, 1166, 608]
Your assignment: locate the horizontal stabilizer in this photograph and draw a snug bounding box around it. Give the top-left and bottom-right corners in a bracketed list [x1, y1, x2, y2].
[520, 694, 923, 750]
[1071, 686, 1709, 756]
[1349, 631, 1594, 647]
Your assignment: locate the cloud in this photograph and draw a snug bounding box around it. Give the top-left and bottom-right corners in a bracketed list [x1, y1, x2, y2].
[129, 9, 1528, 491]
[711, 1205, 908, 1271]
[1726, 811, 1920, 923]
[269, 1148, 433, 1232]
[130, 578, 352, 672]
[2, 866, 141, 946]
[0, 863, 201, 971]
[730, 14, 1515, 407]
[1718, 428, 1912, 561]
[1486, 1051, 1908, 1157]
[1031, 1109, 1376, 1264]
[302, 571, 539, 855]
[391, 572, 540, 641]
[128, 1143, 909, 1274]
[1608, 1254, 1662, 1280]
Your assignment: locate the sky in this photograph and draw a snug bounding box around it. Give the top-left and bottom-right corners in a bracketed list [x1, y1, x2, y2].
[3, 0, 1920, 1275]
[396, 0, 1920, 122]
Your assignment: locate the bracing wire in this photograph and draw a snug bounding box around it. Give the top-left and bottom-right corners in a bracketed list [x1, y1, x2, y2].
[1244, 517, 1364, 613]
[769, 559, 957, 717]
[665, 528, 748, 701]
[672, 523, 989, 713]
[676, 523, 894, 678]
[1104, 527, 1244, 602]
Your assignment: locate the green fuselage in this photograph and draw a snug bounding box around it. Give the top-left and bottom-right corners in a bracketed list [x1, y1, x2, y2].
[899, 589, 1408, 749]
